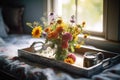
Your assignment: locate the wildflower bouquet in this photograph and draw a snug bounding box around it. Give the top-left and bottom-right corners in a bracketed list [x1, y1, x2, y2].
[26, 13, 87, 64]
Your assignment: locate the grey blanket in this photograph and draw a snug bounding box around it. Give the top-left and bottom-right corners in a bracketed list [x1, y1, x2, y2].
[92, 64, 120, 80]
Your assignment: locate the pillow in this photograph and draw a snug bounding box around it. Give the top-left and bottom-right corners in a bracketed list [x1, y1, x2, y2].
[0, 8, 8, 37]
[2, 6, 24, 34]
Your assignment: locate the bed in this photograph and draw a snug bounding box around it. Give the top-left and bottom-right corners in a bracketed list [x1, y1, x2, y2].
[0, 34, 120, 80]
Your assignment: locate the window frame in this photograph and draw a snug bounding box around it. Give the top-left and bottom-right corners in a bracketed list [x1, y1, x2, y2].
[104, 0, 120, 41]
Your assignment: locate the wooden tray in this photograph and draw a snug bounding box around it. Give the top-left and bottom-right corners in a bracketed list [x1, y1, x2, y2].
[18, 44, 120, 77]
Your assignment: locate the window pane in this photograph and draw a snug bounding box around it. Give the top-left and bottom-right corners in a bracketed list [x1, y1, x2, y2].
[61, 0, 75, 22]
[61, 0, 103, 32]
[77, 0, 103, 32]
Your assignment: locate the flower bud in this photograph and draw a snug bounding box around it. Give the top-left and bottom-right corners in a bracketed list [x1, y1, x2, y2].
[67, 53, 76, 62]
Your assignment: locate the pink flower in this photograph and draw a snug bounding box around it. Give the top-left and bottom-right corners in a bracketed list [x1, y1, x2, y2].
[62, 32, 72, 41]
[67, 53, 76, 62]
[70, 15, 75, 23]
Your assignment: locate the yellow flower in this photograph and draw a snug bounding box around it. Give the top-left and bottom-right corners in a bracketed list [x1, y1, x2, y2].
[83, 34, 89, 38]
[32, 26, 42, 38]
[82, 21, 86, 27]
[73, 36, 78, 42]
[75, 44, 81, 48]
[57, 19, 63, 24]
[75, 41, 84, 48]
[64, 57, 75, 64]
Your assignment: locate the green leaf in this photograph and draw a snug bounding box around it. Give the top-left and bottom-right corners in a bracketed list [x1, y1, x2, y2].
[70, 45, 75, 52]
[52, 23, 57, 30]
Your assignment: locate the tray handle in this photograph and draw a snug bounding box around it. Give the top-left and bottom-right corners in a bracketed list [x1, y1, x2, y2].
[30, 41, 53, 52]
[102, 54, 120, 70]
[30, 42, 44, 48]
[102, 58, 113, 70]
[30, 41, 45, 52]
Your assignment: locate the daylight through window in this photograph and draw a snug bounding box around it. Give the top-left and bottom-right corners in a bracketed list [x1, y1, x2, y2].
[61, 0, 103, 33]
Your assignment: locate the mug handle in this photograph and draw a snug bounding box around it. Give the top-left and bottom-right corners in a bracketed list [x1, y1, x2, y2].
[96, 52, 104, 63]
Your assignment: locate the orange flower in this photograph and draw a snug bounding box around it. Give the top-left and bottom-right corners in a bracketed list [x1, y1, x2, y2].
[64, 58, 75, 64]
[32, 26, 42, 38]
[47, 31, 58, 39]
[44, 27, 52, 33]
[56, 26, 64, 33]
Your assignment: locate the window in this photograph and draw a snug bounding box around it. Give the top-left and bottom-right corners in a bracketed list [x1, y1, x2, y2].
[48, 0, 120, 41]
[61, 0, 103, 35]
[47, 0, 120, 52]
[51, 0, 103, 36]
